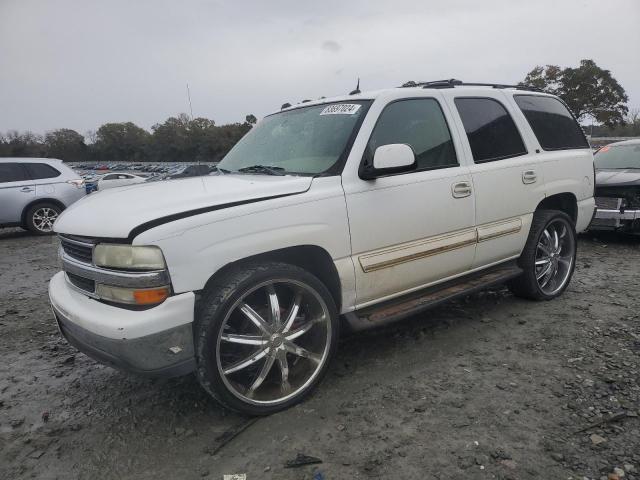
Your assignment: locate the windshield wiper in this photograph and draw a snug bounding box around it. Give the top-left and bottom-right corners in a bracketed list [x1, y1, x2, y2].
[237, 165, 286, 176]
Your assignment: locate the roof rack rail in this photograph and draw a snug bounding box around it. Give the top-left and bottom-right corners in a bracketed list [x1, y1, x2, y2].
[400, 79, 462, 88]
[399, 79, 544, 92]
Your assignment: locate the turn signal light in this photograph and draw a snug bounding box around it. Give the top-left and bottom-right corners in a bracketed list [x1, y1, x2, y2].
[95, 284, 171, 306]
[133, 287, 170, 305]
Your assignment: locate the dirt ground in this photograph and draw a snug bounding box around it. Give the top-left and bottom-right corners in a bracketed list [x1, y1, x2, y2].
[1, 227, 639, 480]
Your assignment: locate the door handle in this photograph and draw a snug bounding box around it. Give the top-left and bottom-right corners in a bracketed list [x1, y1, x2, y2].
[522, 170, 537, 184]
[20, 187, 34, 193]
[452, 181, 472, 198]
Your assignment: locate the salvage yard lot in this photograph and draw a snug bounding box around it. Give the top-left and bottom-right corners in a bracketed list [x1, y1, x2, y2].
[0, 228, 639, 480]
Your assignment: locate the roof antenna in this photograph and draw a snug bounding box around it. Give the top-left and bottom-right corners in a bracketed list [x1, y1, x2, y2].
[349, 78, 361, 95]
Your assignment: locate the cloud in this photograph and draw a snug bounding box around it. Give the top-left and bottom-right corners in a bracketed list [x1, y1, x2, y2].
[0, 0, 638, 134]
[322, 40, 342, 53]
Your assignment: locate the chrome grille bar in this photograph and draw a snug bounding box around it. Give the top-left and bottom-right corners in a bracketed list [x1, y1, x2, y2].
[61, 251, 170, 289]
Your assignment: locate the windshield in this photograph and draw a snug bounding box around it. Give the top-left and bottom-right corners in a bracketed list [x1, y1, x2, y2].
[218, 101, 371, 175]
[595, 144, 640, 169]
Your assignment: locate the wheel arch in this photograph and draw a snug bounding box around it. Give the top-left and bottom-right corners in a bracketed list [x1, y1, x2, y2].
[535, 193, 577, 224]
[199, 245, 343, 312]
[21, 198, 66, 226]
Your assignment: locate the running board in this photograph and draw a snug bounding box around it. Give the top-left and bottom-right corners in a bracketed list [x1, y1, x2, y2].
[343, 262, 523, 332]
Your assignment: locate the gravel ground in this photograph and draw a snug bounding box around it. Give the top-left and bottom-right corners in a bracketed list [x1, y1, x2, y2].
[1, 227, 639, 480]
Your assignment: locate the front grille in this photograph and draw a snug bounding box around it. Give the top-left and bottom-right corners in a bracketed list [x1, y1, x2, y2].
[60, 236, 94, 264]
[66, 272, 96, 293]
[595, 197, 622, 210]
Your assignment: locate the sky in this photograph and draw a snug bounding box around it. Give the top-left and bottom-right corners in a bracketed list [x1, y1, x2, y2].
[1, 0, 639, 135]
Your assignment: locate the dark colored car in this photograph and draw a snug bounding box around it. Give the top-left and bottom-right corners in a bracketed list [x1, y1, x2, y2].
[590, 139, 640, 232]
[168, 164, 215, 179]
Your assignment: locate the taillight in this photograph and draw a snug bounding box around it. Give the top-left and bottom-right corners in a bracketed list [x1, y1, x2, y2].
[67, 179, 85, 189]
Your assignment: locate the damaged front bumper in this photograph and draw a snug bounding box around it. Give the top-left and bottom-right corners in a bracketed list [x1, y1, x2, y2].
[49, 271, 196, 377]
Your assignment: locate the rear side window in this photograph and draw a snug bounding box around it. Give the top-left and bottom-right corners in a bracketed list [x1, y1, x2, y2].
[0, 163, 30, 183]
[366, 98, 458, 171]
[25, 163, 61, 180]
[454, 97, 527, 163]
[514, 95, 589, 150]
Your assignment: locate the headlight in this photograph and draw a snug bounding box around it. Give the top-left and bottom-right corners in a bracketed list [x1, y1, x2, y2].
[93, 244, 166, 270]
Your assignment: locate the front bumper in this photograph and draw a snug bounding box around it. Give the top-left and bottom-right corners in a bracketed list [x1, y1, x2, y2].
[590, 208, 640, 231]
[49, 271, 196, 377]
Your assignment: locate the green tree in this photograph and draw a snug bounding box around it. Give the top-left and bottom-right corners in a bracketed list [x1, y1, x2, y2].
[44, 128, 87, 161]
[93, 122, 151, 162]
[0, 130, 45, 157]
[522, 59, 628, 127]
[150, 113, 253, 162]
[150, 114, 193, 162]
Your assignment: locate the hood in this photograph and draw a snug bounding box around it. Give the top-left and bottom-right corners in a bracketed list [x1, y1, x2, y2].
[595, 169, 640, 188]
[54, 174, 312, 239]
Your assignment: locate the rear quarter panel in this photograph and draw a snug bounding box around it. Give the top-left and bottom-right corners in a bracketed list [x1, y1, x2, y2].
[539, 149, 595, 232]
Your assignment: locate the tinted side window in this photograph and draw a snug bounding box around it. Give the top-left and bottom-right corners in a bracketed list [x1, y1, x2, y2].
[366, 98, 458, 171]
[0, 163, 30, 183]
[514, 95, 589, 150]
[25, 163, 61, 180]
[455, 98, 527, 163]
[102, 174, 117, 180]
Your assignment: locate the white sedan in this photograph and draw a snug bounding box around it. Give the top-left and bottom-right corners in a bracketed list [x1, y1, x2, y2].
[97, 172, 147, 190]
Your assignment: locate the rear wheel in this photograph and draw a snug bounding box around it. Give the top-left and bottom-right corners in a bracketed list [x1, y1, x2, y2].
[508, 210, 577, 300]
[25, 202, 61, 235]
[195, 262, 339, 415]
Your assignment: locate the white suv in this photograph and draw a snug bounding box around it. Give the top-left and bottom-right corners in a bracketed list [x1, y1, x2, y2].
[49, 80, 595, 414]
[0, 158, 85, 234]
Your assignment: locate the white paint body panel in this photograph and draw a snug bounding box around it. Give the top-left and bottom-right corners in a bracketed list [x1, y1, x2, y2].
[51, 86, 595, 340]
[54, 174, 313, 238]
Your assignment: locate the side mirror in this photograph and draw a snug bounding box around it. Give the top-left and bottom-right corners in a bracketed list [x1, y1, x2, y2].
[361, 144, 416, 180]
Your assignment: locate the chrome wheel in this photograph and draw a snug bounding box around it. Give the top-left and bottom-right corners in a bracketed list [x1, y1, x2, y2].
[535, 219, 575, 295]
[32, 207, 59, 233]
[216, 279, 331, 405]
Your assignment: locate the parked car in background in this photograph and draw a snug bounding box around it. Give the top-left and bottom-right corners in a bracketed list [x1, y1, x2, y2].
[169, 164, 215, 179]
[0, 158, 85, 234]
[50, 81, 594, 414]
[97, 172, 147, 190]
[590, 139, 640, 233]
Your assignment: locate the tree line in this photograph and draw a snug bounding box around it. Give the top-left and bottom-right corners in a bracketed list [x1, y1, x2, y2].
[521, 59, 639, 136]
[1, 59, 637, 163]
[0, 113, 257, 163]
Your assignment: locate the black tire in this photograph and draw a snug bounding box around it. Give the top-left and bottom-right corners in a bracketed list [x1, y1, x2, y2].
[25, 202, 62, 235]
[195, 262, 339, 415]
[508, 210, 577, 301]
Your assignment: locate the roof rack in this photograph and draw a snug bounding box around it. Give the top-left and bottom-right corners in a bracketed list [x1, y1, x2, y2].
[400, 79, 543, 92]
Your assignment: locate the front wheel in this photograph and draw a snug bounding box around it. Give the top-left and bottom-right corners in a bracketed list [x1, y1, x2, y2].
[508, 210, 577, 301]
[195, 262, 339, 415]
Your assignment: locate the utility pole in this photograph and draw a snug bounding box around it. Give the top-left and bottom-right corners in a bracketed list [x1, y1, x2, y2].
[186, 83, 198, 165]
[186, 83, 194, 120]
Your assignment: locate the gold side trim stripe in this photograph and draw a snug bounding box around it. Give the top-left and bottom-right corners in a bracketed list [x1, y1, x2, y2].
[359, 228, 477, 273]
[477, 217, 522, 243]
[359, 217, 523, 273]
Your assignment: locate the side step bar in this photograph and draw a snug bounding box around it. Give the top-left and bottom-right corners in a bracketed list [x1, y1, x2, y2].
[343, 262, 523, 332]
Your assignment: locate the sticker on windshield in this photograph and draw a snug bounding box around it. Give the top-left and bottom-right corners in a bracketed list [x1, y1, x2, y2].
[320, 104, 362, 115]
